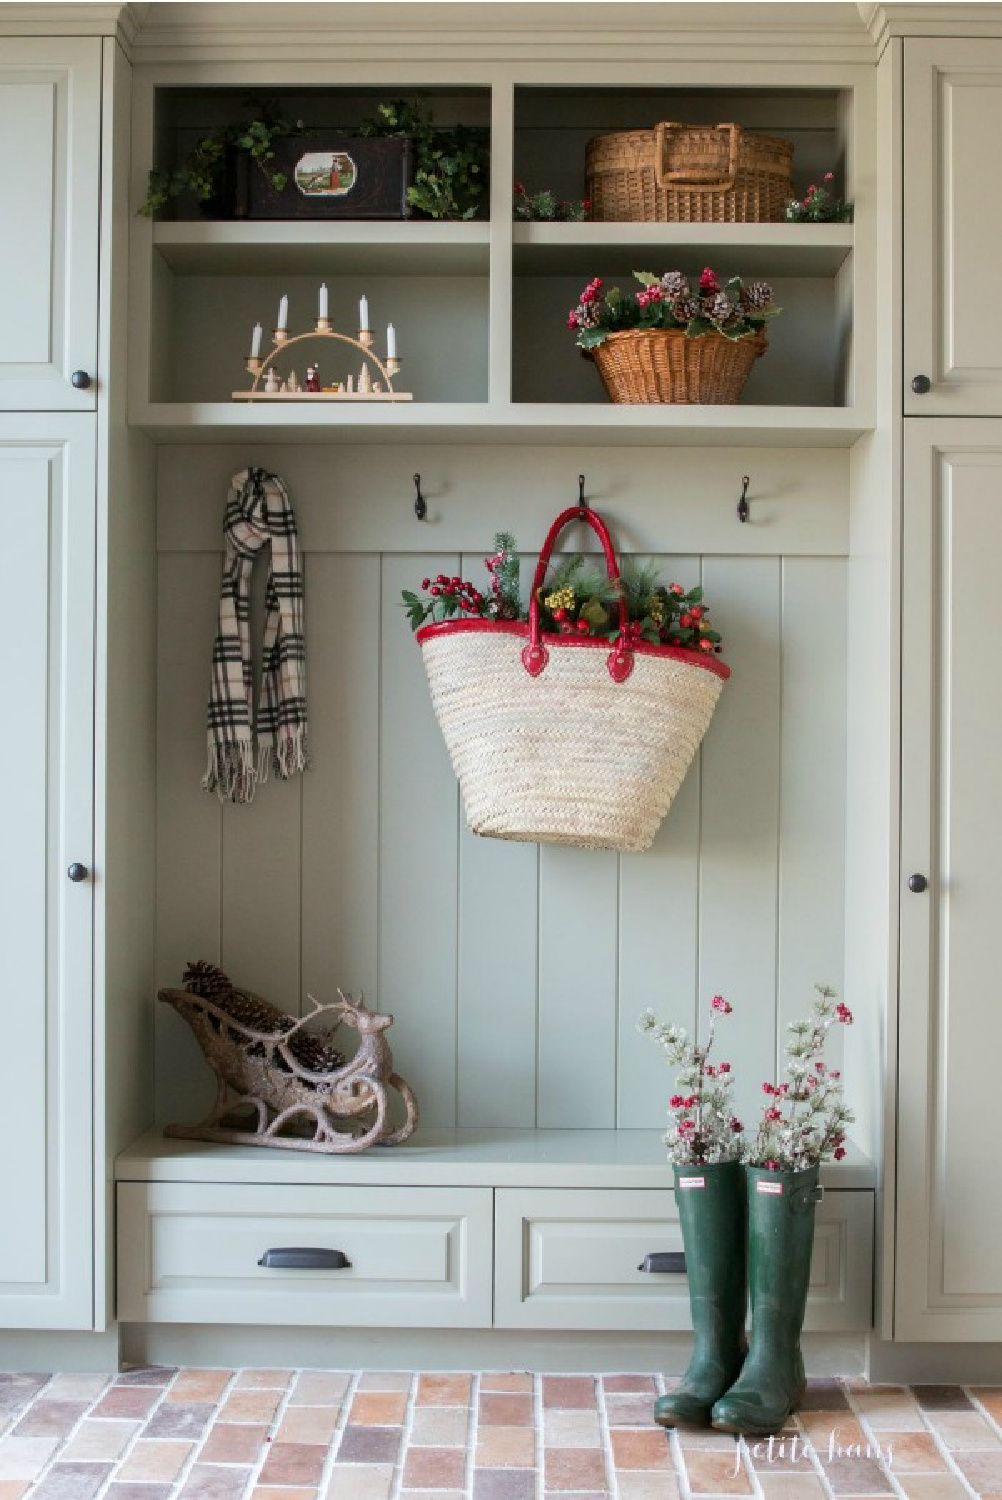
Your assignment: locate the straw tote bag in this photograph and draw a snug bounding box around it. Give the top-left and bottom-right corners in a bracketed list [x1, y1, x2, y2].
[415, 505, 730, 853]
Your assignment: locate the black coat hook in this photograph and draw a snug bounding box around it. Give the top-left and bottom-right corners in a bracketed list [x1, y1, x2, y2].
[413, 473, 427, 522]
[578, 474, 588, 511]
[737, 474, 751, 524]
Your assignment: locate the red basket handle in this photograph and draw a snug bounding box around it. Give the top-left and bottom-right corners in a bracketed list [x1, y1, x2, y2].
[521, 505, 634, 682]
[654, 121, 740, 191]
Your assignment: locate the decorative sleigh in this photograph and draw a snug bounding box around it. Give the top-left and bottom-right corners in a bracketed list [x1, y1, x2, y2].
[160, 961, 418, 1154]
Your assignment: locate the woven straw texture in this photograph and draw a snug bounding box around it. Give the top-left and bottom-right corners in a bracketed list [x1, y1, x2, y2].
[589, 327, 766, 404]
[585, 122, 793, 223]
[419, 628, 725, 853]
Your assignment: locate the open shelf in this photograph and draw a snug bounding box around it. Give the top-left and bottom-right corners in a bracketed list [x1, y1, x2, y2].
[154, 220, 492, 277]
[132, 399, 868, 446]
[512, 221, 853, 278]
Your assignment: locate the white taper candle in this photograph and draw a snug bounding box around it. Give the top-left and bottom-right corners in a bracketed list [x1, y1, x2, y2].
[319, 283, 328, 319]
[359, 294, 369, 330]
[278, 295, 289, 331]
[251, 322, 263, 357]
[386, 323, 397, 359]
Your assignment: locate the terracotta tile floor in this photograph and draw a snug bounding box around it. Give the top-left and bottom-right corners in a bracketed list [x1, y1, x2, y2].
[1, 1371, 1000, 1499]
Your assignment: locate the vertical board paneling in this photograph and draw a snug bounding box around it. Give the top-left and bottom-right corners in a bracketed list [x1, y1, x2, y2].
[777, 559, 847, 1064]
[617, 556, 701, 1130]
[457, 541, 539, 1125]
[457, 826, 539, 1126]
[221, 783, 303, 1014]
[301, 554, 381, 1007]
[538, 847, 619, 1129]
[698, 557, 782, 1128]
[155, 552, 224, 1125]
[379, 555, 461, 1127]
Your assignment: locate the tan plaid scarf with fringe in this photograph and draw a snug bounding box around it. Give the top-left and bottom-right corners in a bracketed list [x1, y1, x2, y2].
[202, 467, 308, 804]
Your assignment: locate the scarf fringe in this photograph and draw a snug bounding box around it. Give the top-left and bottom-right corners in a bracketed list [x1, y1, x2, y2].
[274, 725, 310, 781]
[203, 738, 259, 805]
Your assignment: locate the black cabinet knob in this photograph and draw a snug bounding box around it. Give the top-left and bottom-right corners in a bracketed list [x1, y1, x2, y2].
[911, 375, 931, 394]
[908, 873, 928, 893]
[70, 370, 92, 390]
[67, 862, 89, 883]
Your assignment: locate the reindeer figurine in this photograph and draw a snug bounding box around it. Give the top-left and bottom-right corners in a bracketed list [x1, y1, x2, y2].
[160, 962, 418, 1154]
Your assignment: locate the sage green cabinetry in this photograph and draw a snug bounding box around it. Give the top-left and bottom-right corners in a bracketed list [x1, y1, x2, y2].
[895, 423, 1002, 1340]
[0, 38, 101, 411]
[903, 39, 1002, 414]
[893, 29, 1002, 1342]
[0, 418, 96, 1328]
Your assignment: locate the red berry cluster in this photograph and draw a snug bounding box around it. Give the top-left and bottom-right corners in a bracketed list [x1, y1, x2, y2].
[421, 572, 486, 614]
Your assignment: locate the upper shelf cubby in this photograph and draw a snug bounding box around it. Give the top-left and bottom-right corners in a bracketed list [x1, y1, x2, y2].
[512, 85, 846, 214]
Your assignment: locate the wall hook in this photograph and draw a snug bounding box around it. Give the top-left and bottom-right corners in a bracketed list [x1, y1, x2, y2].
[413, 473, 427, 522]
[737, 474, 751, 524]
[578, 474, 589, 511]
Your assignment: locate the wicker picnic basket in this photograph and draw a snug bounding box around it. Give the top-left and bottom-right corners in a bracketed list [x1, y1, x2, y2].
[585, 122, 793, 223]
[588, 326, 767, 404]
[415, 505, 730, 853]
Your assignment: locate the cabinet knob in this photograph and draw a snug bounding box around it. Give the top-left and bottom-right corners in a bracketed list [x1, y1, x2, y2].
[911, 375, 931, 395]
[908, 873, 928, 893]
[71, 370, 92, 390]
[67, 862, 89, 883]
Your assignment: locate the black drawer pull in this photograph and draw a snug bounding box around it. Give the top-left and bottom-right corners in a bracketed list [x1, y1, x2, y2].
[258, 1247, 351, 1270]
[638, 1251, 686, 1274]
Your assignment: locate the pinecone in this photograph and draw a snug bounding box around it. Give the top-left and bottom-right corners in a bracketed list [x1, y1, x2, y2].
[660, 271, 689, 297]
[183, 960, 234, 1003]
[181, 961, 345, 1077]
[575, 300, 601, 330]
[671, 294, 701, 324]
[706, 291, 738, 325]
[741, 280, 773, 311]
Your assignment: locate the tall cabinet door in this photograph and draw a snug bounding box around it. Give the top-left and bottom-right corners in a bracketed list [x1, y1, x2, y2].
[0, 417, 95, 1328]
[0, 39, 100, 411]
[904, 39, 1002, 415]
[897, 420, 1002, 1341]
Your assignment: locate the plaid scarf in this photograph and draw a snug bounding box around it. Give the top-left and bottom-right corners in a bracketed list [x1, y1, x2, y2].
[202, 467, 309, 804]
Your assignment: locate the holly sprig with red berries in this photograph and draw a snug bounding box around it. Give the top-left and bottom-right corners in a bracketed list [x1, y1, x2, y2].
[403, 532, 521, 631]
[638, 995, 744, 1166]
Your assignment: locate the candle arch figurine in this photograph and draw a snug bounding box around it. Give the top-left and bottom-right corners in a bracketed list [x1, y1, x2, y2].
[234, 290, 412, 403]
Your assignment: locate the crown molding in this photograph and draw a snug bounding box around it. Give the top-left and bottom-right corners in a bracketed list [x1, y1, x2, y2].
[863, 2, 1002, 52]
[0, 3, 148, 51]
[125, 2, 877, 66]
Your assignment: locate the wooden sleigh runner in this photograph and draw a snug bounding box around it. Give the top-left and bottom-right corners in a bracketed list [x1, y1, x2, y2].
[160, 962, 419, 1154]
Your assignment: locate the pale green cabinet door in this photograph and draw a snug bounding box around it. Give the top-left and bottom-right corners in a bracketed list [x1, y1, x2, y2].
[904, 39, 1002, 415]
[0, 417, 95, 1327]
[0, 39, 101, 411]
[897, 421, 1002, 1340]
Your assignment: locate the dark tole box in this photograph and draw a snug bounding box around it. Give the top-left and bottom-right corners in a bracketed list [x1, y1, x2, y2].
[230, 136, 415, 219]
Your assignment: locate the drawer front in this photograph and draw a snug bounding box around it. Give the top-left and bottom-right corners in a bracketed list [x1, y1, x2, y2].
[118, 1182, 493, 1327]
[494, 1187, 873, 1331]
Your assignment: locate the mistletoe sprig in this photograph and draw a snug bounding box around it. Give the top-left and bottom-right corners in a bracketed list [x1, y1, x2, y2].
[639, 995, 743, 1166]
[745, 984, 855, 1173]
[785, 171, 852, 224]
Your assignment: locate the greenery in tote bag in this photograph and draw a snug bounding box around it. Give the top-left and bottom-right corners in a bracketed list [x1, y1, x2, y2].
[402, 536, 723, 656]
[568, 266, 781, 350]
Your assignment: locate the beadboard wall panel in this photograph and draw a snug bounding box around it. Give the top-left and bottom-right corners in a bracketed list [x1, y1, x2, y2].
[154, 444, 849, 1134]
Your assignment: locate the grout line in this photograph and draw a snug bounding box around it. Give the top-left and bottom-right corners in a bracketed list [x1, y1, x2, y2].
[388, 1369, 416, 1500]
[87, 1367, 191, 1498]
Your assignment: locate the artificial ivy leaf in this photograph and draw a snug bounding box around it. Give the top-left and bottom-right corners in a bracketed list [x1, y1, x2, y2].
[634, 270, 660, 286]
[685, 317, 713, 338]
[577, 328, 607, 350]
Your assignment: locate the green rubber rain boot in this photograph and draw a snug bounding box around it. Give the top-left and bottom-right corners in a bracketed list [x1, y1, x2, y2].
[710, 1164, 823, 1436]
[653, 1159, 748, 1429]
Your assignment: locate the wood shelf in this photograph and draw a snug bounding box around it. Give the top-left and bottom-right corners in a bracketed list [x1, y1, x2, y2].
[117, 1127, 877, 1190]
[152, 219, 492, 276]
[133, 399, 868, 446]
[512, 221, 854, 278]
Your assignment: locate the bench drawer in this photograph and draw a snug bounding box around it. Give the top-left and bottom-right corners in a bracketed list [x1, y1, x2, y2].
[117, 1181, 493, 1327]
[494, 1186, 873, 1332]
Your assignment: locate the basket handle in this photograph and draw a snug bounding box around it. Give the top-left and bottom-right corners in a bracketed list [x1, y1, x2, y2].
[522, 505, 634, 682]
[654, 121, 741, 191]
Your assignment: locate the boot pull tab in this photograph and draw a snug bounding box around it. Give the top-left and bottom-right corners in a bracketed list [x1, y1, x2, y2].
[791, 1183, 825, 1213]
